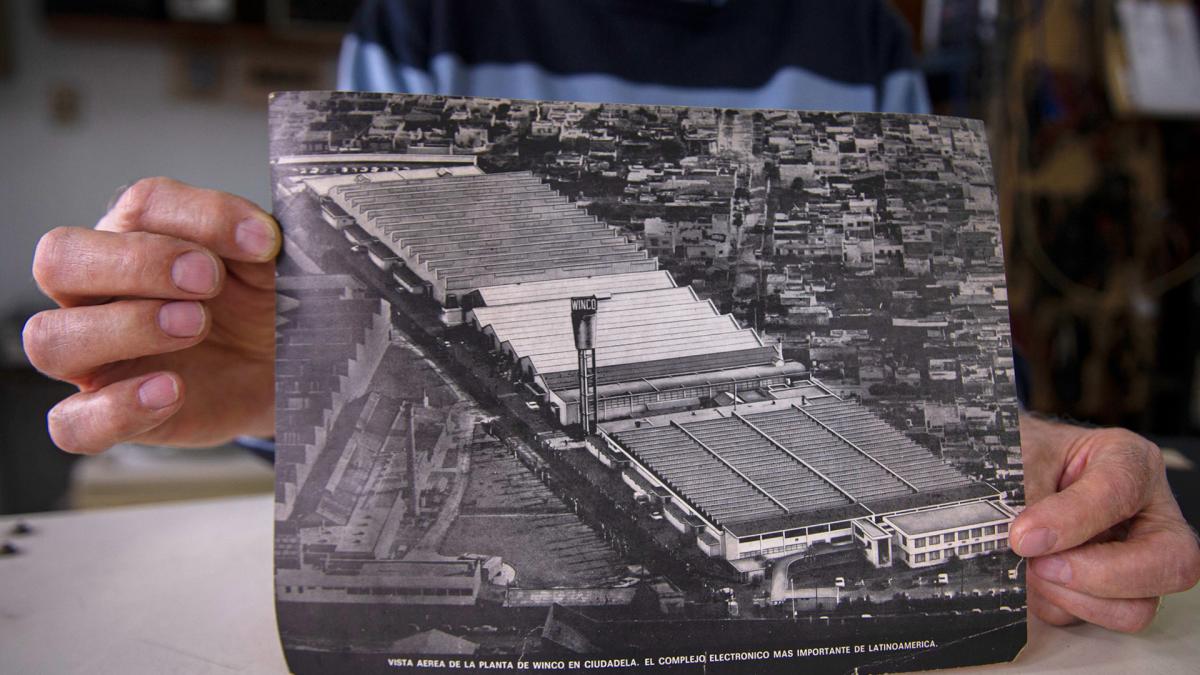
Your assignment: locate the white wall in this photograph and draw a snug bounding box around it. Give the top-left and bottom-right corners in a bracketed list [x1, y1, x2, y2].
[0, 3, 332, 312]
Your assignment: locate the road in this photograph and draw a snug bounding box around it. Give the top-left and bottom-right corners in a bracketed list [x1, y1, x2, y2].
[768, 550, 809, 602]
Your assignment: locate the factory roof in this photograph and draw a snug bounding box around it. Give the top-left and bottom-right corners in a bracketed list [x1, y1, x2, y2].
[471, 270, 677, 307]
[606, 395, 993, 535]
[885, 500, 1013, 536]
[325, 171, 656, 296]
[389, 630, 478, 656]
[296, 165, 482, 197]
[468, 284, 770, 391]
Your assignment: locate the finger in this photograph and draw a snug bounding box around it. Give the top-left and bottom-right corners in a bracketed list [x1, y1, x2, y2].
[224, 258, 277, 293]
[33, 227, 225, 307]
[1011, 429, 1161, 557]
[99, 177, 280, 263]
[1028, 574, 1159, 633]
[23, 300, 209, 381]
[47, 372, 184, 454]
[1029, 588, 1080, 627]
[1029, 527, 1200, 599]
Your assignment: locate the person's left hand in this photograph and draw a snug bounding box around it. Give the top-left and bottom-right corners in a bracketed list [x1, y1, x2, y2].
[1012, 414, 1200, 632]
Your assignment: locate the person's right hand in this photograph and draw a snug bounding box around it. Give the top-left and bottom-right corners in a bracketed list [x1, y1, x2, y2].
[23, 177, 281, 454]
[1014, 414, 1200, 632]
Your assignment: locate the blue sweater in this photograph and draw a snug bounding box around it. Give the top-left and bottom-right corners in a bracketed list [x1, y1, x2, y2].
[338, 0, 930, 114]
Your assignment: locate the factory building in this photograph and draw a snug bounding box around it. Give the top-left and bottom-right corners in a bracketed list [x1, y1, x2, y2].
[274, 275, 392, 522]
[884, 500, 1015, 568]
[321, 170, 657, 317]
[465, 277, 787, 426]
[598, 386, 1007, 574]
[276, 559, 481, 606]
[300, 169, 1015, 573]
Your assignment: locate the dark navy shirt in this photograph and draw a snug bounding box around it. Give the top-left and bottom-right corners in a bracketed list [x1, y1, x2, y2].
[339, 0, 931, 113]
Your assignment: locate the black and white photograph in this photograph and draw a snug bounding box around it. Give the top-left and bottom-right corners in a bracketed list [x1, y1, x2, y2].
[269, 91, 1025, 674]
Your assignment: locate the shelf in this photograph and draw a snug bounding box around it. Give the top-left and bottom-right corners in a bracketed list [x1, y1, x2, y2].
[45, 13, 343, 53]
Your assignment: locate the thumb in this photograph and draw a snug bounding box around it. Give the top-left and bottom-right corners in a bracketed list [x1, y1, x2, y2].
[1011, 428, 1162, 558]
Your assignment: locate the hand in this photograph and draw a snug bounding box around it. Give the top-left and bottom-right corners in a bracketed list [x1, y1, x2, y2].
[23, 178, 280, 453]
[1013, 414, 1200, 632]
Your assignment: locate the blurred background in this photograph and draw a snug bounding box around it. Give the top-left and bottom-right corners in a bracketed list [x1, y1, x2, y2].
[0, 0, 1197, 517]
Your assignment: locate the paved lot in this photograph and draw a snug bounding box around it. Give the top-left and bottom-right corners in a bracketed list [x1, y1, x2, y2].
[439, 440, 625, 587]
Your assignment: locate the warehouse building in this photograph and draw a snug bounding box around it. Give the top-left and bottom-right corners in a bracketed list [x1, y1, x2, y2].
[274, 275, 392, 522]
[465, 278, 787, 426]
[305, 169, 803, 425]
[276, 559, 481, 606]
[322, 171, 657, 316]
[597, 383, 1006, 573]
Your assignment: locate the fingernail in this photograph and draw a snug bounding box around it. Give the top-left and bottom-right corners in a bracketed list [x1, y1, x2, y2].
[171, 251, 218, 294]
[157, 301, 205, 338]
[1032, 555, 1072, 585]
[1018, 528, 1058, 557]
[138, 374, 179, 410]
[235, 216, 278, 259]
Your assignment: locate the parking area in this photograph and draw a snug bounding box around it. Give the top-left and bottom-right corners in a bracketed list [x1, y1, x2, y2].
[788, 548, 1023, 603]
[439, 439, 625, 587]
[456, 441, 563, 514]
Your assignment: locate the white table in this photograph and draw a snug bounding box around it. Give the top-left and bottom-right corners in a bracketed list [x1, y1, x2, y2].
[1, 496, 1196, 674]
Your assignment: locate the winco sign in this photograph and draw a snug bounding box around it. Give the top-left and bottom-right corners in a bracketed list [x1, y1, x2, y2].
[570, 296, 599, 350]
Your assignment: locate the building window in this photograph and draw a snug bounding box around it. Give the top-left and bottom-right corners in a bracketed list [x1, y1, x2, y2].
[998, 523, 1009, 533]
[984, 525, 996, 535]
[915, 553, 926, 563]
[998, 537, 1008, 550]
[984, 541, 995, 551]
[928, 534, 941, 545]
[914, 537, 926, 548]
[971, 543, 983, 553]
[970, 528, 982, 538]
[930, 550, 941, 561]
[900, 535, 907, 546]
[958, 545, 969, 555]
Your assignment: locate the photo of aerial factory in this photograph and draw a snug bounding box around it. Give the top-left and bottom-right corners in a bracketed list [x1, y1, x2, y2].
[270, 92, 1026, 670]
